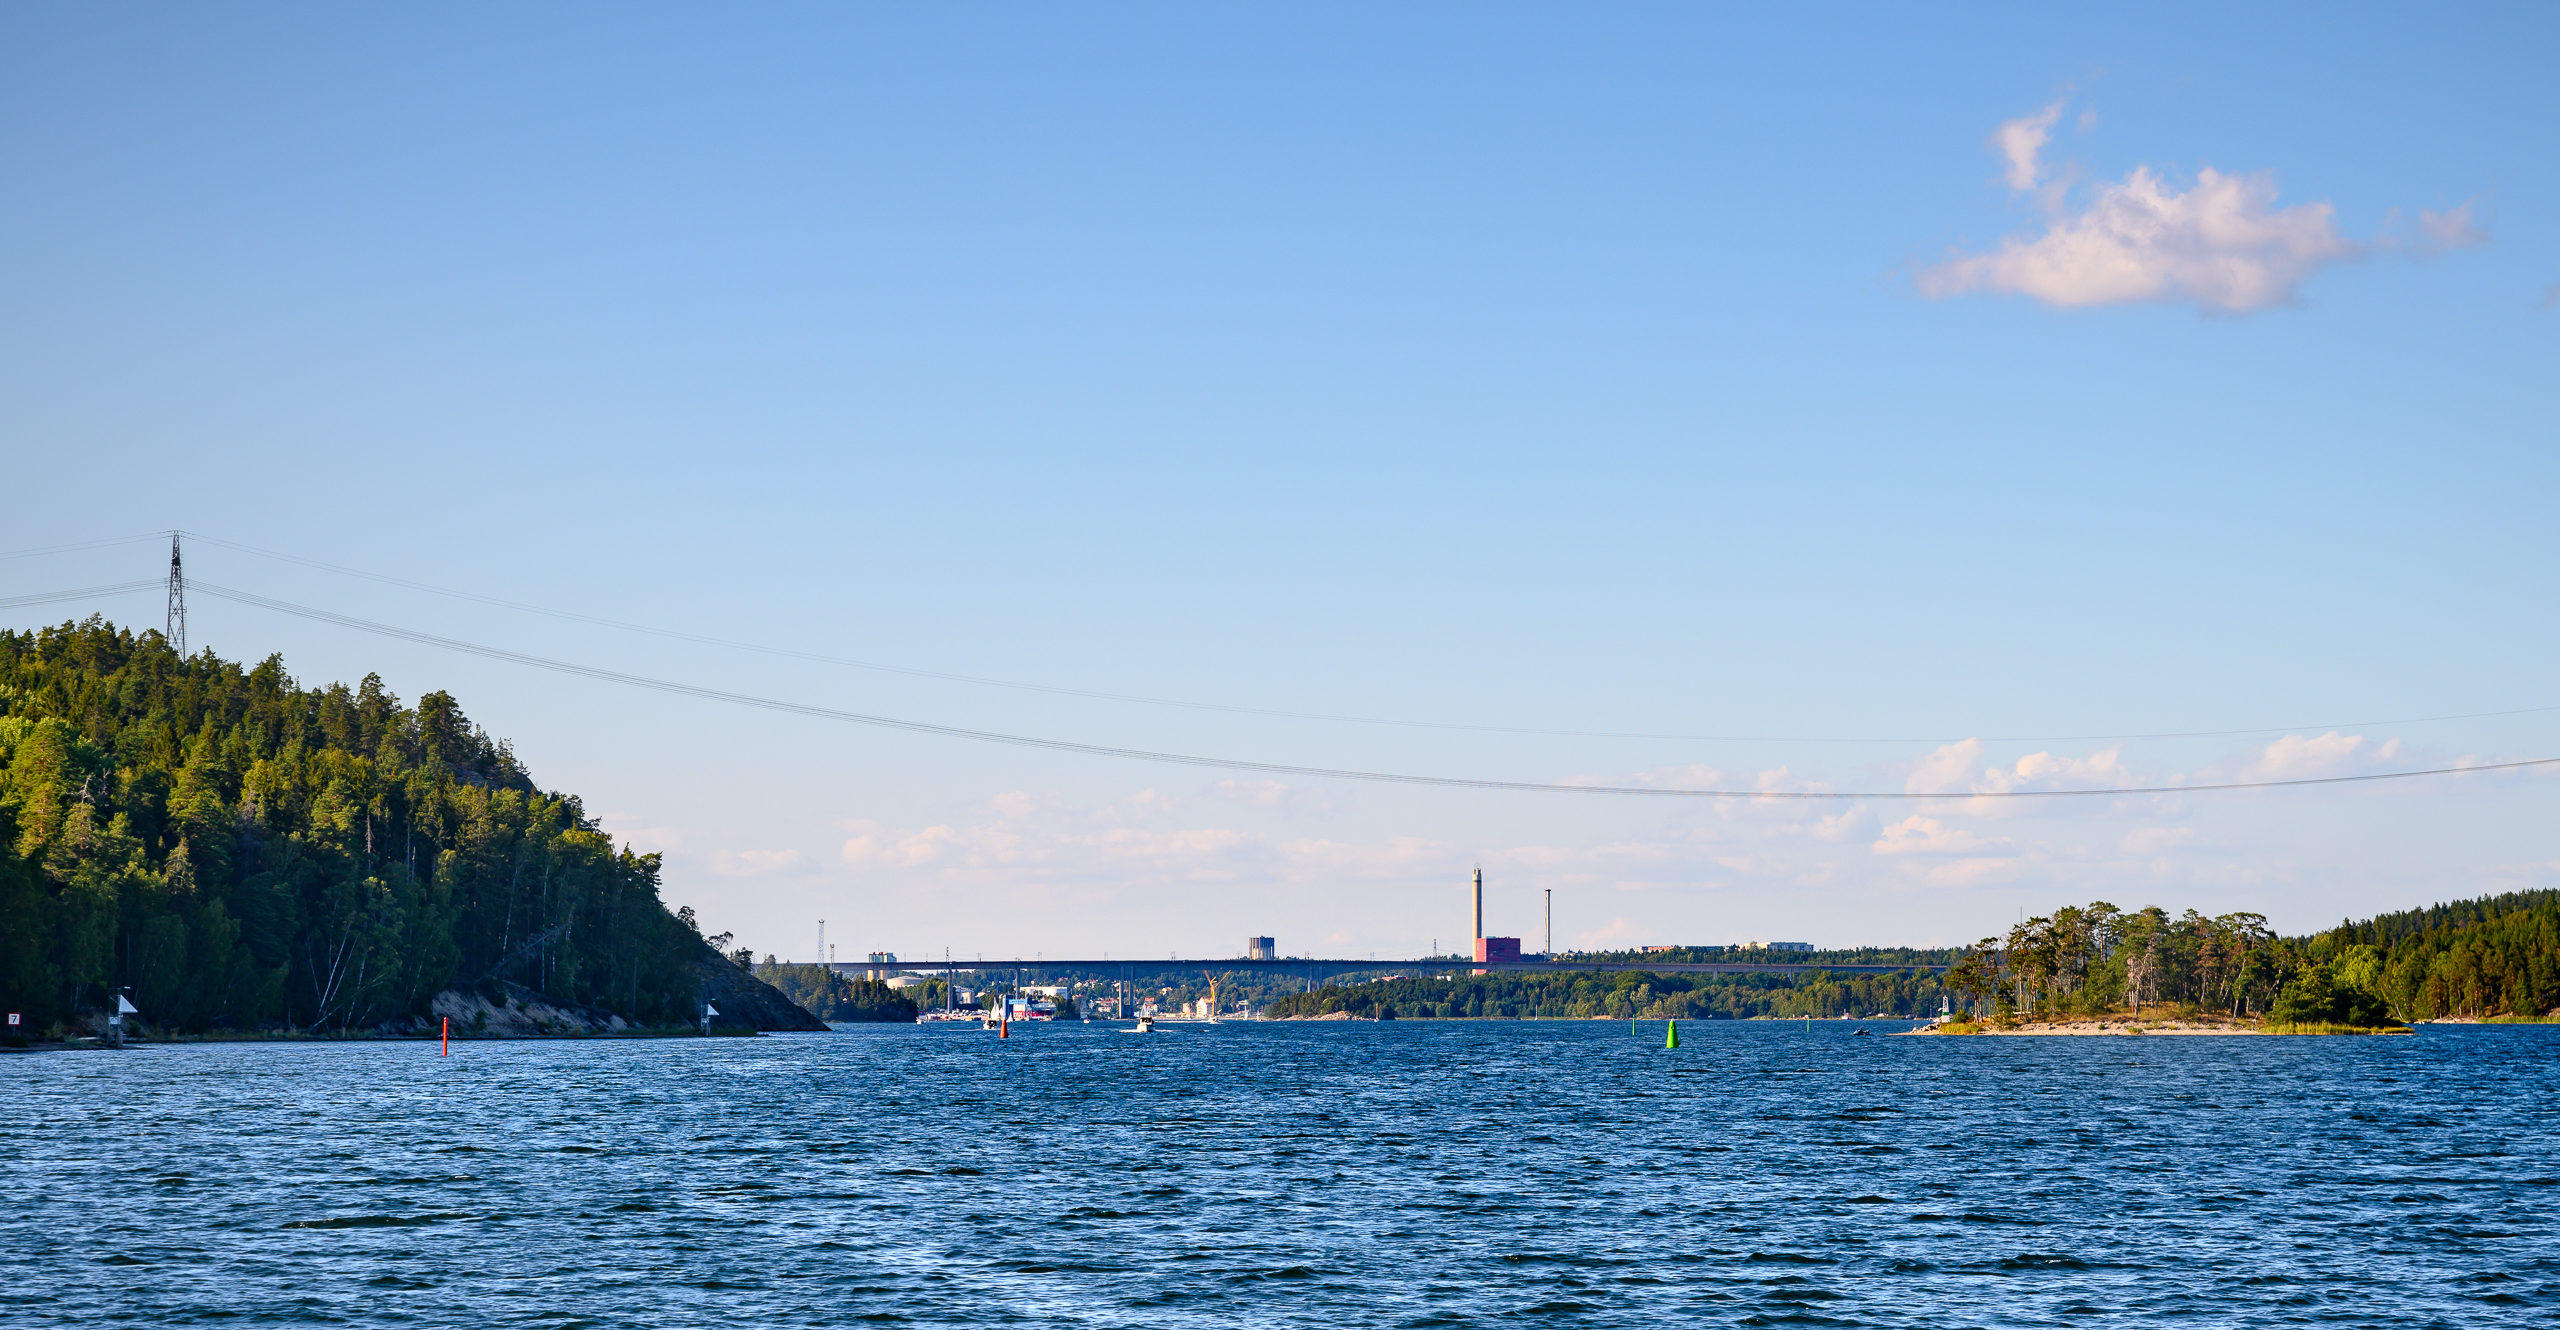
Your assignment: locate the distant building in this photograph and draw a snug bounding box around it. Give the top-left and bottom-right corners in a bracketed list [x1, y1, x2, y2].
[1474, 936, 1521, 964]
[1740, 940, 1814, 953]
[1642, 945, 1680, 954]
[866, 951, 898, 965]
[1246, 937, 1277, 960]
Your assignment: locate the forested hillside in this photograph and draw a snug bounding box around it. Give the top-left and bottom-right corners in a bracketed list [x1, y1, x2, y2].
[2310, 889, 2558, 1021]
[0, 619, 713, 1036]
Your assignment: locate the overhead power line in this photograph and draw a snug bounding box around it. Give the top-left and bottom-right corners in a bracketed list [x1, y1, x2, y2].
[188, 580, 2560, 801]
[171, 529, 2560, 746]
[0, 533, 170, 562]
[0, 580, 165, 611]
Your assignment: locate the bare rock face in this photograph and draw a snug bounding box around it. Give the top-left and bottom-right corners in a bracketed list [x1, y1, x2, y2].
[426, 983, 633, 1037]
[694, 943, 829, 1032]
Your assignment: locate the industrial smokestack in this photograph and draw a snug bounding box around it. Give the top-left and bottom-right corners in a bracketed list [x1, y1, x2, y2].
[1472, 867, 1483, 941]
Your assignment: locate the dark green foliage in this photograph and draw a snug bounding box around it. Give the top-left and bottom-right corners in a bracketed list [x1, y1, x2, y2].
[0, 619, 704, 1035]
[2266, 962, 2397, 1029]
[1994, 903, 2286, 1018]
[2308, 891, 2560, 1021]
[1265, 967, 1948, 1021]
[1968, 892, 2559, 1024]
[755, 962, 919, 1022]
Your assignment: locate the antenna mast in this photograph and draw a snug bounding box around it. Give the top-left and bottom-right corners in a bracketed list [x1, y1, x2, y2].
[165, 533, 186, 656]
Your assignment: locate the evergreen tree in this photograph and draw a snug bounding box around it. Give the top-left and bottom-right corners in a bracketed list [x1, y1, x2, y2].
[0, 619, 704, 1036]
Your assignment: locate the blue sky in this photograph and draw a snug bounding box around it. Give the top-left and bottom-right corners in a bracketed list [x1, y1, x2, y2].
[5, 4, 2556, 960]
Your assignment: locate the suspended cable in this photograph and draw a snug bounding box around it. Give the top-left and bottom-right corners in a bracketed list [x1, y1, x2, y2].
[188, 580, 2560, 801]
[0, 580, 166, 611]
[0, 533, 171, 562]
[174, 529, 2560, 746]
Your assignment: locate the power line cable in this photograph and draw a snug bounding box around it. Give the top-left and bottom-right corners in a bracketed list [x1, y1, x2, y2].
[188, 579, 2560, 801]
[172, 529, 2560, 746]
[0, 580, 166, 611]
[0, 533, 170, 562]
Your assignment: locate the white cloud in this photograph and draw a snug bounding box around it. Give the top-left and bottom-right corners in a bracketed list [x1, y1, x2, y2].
[1808, 807, 1872, 842]
[2248, 731, 2399, 780]
[1904, 740, 2130, 798]
[1994, 100, 2065, 192]
[1980, 746, 2129, 794]
[1920, 98, 2487, 314]
[1872, 815, 2014, 857]
[1922, 165, 2355, 313]
[1905, 740, 1986, 796]
[841, 821, 962, 868]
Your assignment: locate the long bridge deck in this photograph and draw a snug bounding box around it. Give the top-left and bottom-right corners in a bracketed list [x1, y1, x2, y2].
[833, 957, 1944, 978]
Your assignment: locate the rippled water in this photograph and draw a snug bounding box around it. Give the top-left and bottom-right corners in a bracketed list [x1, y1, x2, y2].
[4, 1020, 2554, 1326]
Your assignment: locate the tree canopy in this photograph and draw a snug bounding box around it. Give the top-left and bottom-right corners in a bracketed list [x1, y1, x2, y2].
[0, 618, 707, 1036]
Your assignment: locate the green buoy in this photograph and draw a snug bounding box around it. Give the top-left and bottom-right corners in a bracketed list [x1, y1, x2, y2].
[1665, 1019, 1678, 1049]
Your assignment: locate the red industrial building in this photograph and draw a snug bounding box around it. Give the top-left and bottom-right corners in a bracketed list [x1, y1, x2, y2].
[1470, 867, 1521, 968]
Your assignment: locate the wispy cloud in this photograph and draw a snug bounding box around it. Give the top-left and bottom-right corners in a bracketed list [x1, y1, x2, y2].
[1994, 100, 2065, 192]
[2245, 731, 2401, 780]
[1872, 815, 2014, 857]
[2417, 202, 2487, 250]
[1921, 100, 2482, 314]
[1211, 779, 1333, 813]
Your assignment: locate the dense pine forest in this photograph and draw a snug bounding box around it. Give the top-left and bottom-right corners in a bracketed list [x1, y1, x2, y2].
[0, 619, 712, 1037]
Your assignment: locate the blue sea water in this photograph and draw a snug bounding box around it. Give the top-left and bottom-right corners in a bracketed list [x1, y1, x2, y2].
[3, 1020, 2553, 1327]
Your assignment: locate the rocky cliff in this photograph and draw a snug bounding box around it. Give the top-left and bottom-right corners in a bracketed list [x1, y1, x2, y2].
[696, 944, 831, 1032]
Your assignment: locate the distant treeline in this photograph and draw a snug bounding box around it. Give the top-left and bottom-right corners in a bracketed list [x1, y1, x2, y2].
[1265, 967, 1948, 1021]
[754, 962, 918, 1023]
[1265, 890, 2559, 1026]
[0, 620, 713, 1036]
[1578, 945, 1961, 969]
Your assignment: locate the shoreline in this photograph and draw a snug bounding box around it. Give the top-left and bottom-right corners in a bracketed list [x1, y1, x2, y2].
[1901, 1016, 2416, 1037]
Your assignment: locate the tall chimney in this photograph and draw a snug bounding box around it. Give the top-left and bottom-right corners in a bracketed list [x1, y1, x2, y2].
[1472, 867, 1483, 941]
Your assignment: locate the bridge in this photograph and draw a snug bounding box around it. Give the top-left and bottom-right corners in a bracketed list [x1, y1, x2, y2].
[830, 956, 1946, 982]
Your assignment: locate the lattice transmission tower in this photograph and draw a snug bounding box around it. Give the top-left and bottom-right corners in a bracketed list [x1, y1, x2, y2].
[166, 532, 186, 656]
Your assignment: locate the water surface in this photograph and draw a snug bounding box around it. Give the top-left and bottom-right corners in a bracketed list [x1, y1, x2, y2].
[4, 1020, 2552, 1326]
